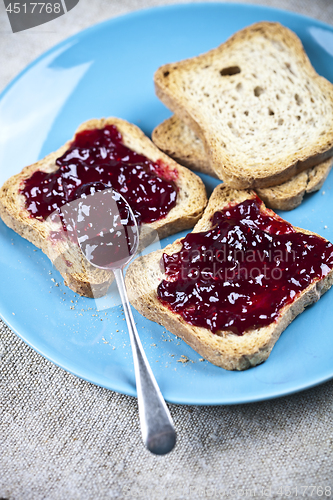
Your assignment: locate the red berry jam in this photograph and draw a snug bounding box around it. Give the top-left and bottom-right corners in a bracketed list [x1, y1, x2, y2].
[157, 196, 333, 335]
[20, 125, 178, 224]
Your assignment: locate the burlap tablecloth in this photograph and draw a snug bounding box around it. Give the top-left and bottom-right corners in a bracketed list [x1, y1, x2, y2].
[1, 1, 333, 499]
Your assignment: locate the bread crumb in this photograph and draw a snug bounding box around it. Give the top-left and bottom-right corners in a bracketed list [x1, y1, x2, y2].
[199, 358, 205, 362]
[177, 355, 189, 363]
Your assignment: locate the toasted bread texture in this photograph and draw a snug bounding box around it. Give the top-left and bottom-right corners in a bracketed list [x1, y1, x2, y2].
[154, 22, 333, 188]
[152, 115, 333, 210]
[0, 118, 207, 298]
[126, 185, 333, 370]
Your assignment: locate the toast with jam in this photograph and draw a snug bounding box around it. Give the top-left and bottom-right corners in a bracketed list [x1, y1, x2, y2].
[0, 117, 207, 298]
[154, 22, 333, 189]
[125, 184, 333, 370]
[152, 115, 333, 211]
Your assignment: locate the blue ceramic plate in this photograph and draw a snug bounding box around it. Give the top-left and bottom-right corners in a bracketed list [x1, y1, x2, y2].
[1, 3, 333, 405]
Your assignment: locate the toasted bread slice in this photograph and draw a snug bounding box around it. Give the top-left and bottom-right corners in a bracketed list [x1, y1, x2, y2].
[154, 22, 333, 189]
[125, 185, 333, 370]
[152, 115, 333, 210]
[0, 118, 207, 298]
[152, 114, 215, 177]
[256, 161, 332, 210]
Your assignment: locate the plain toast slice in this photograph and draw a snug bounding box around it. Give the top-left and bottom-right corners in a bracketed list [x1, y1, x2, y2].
[154, 22, 333, 188]
[126, 184, 333, 370]
[152, 115, 333, 210]
[0, 117, 207, 298]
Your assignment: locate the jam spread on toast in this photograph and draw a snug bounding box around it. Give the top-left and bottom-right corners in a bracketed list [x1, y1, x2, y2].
[157, 196, 333, 335]
[21, 125, 178, 224]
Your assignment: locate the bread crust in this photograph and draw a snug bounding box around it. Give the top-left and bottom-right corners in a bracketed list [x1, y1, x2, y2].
[154, 22, 333, 189]
[152, 115, 333, 211]
[0, 117, 207, 297]
[125, 184, 333, 370]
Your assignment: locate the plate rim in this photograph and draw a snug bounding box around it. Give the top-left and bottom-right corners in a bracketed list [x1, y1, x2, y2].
[1, 1, 333, 405]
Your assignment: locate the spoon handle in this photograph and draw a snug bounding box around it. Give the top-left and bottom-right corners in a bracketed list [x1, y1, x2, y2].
[113, 267, 176, 455]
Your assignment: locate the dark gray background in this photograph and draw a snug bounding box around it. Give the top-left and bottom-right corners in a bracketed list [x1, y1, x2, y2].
[3, 0, 67, 33]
